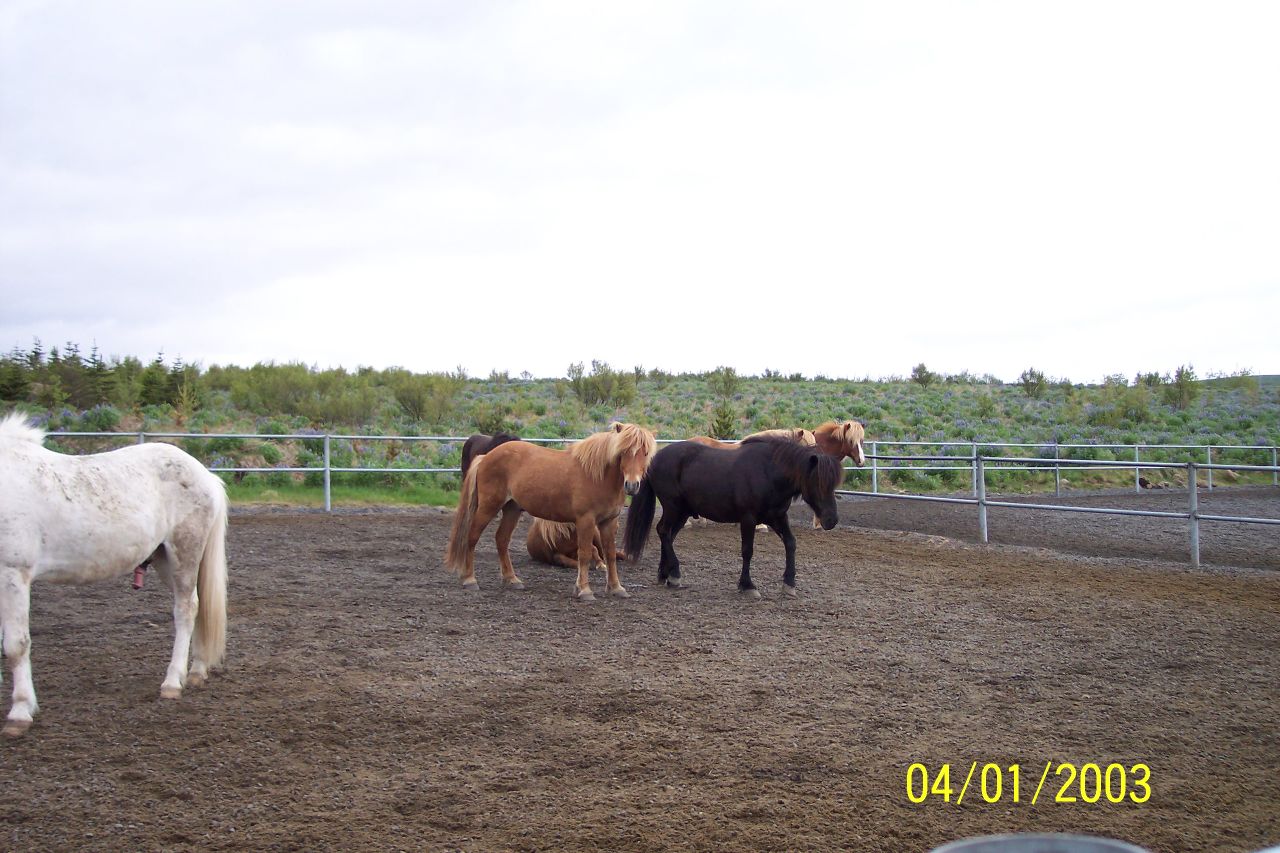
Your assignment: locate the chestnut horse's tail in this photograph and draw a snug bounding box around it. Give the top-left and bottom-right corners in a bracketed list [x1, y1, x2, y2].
[622, 477, 656, 562]
[445, 455, 483, 574]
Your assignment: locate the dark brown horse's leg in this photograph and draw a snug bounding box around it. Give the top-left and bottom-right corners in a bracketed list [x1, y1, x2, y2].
[773, 515, 799, 596]
[655, 506, 688, 588]
[493, 501, 525, 589]
[737, 520, 761, 599]
[598, 515, 627, 598]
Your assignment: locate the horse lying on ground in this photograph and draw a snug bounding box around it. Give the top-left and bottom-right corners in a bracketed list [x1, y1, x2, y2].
[444, 422, 657, 601]
[623, 436, 842, 598]
[526, 518, 626, 570]
[0, 412, 228, 737]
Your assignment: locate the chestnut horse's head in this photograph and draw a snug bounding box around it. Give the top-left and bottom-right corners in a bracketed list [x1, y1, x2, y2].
[815, 420, 866, 467]
[611, 421, 658, 495]
[572, 422, 657, 495]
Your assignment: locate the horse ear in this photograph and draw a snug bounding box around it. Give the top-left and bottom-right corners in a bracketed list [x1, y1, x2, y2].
[613, 422, 624, 433]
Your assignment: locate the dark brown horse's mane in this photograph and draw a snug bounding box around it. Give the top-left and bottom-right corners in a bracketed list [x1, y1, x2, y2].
[740, 435, 843, 493]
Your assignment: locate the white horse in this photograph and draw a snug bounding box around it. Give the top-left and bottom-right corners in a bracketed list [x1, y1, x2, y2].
[0, 412, 228, 736]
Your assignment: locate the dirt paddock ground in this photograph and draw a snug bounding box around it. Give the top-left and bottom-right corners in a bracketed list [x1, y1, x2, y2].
[3, 490, 1278, 852]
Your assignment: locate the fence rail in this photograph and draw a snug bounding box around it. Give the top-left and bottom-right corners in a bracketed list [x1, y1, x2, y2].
[43, 431, 1280, 569]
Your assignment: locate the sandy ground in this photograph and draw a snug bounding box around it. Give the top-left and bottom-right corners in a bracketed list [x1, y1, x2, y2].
[2, 489, 1278, 852]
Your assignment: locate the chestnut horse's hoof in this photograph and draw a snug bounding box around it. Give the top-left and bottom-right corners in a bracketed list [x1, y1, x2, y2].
[739, 587, 761, 600]
[575, 588, 596, 602]
[609, 586, 630, 599]
[462, 579, 480, 591]
[781, 584, 798, 598]
[504, 578, 526, 591]
[159, 686, 182, 700]
[3, 719, 31, 738]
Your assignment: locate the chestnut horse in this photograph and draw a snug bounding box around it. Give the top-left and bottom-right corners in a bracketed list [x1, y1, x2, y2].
[526, 518, 626, 570]
[623, 436, 842, 598]
[444, 422, 656, 601]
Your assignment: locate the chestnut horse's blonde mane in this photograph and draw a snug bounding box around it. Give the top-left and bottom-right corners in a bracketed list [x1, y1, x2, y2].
[570, 422, 657, 482]
[743, 427, 816, 446]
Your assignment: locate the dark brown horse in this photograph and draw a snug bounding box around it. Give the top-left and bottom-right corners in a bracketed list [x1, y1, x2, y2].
[623, 436, 842, 598]
[460, 432, 522, 478]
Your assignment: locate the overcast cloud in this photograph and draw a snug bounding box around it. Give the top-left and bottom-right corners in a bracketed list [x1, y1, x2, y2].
[2, 1, 1277, 382]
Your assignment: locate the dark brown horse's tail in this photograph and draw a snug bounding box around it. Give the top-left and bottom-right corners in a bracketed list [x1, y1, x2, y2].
[444, 455, 483, 574]
[622, 477, 656, 562]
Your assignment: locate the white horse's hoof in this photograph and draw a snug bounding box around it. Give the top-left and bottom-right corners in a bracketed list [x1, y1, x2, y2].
[782, 584, 798, 598]
[576, 588, 596, 602]
[187, 672, 206, 688]
[462, 579, 480, 591]
[2, 719, 31, 738]
[740, 587, 761, 600]
[159, 686, 182, 700]
[610, 586, 630, 599]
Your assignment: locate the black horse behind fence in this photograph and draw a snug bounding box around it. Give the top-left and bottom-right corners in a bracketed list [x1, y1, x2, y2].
[622, 436, 843, 598]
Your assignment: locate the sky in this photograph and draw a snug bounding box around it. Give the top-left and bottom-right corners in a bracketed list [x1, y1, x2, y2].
[2, 1, 1277, 384]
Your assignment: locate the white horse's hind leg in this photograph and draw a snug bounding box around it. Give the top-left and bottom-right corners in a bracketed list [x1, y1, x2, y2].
[160, 584, 198, 699]
[1, 569, 38, 736]
[153, 553, 198, 700]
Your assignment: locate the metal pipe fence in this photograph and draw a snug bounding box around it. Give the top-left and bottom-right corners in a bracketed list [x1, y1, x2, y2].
[42, 431, 1280, 568]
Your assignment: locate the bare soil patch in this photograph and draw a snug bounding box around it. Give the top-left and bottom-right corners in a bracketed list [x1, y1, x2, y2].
[3, 496, 1278, 852]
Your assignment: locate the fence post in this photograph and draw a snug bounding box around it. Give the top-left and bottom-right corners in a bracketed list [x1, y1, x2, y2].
[1274, 446, 1278, 487]
[1187, 462, 1200, 568]
[977, 455, 988, 544]
[1206, 446, 1213, 491]
[1054, 443, 1061, 497]
[1134, 445, 1141, 493]
[323, 435, 332, 512]
[871, 441, 878, 494]
[137, 431, 145, 445]
[971, 442, 978, 496]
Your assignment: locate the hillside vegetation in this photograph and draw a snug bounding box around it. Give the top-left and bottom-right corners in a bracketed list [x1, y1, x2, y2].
[2, 343, 1276, 501]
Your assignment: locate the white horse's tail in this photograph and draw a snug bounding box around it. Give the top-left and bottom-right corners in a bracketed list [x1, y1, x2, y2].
[196, 484, 229, 671]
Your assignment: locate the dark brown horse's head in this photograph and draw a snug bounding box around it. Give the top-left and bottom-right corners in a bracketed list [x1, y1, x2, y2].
[801, 452, 842, 530]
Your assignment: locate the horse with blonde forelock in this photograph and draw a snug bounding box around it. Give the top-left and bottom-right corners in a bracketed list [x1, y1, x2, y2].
[0, 412, 228, 737]
[444, 422, 656, 602]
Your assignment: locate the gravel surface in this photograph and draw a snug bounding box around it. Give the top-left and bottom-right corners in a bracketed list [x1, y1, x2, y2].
[2, 496, 1277, 852]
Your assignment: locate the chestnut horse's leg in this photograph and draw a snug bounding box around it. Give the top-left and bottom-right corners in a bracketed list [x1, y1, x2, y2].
[737, 520, 761, 599]
[461, 492, 507, 589]
[598, 515, 628, 598]
[493, 501, 525, 589]
[574, 519, 600, 601]
[1, 569, 37, 737]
